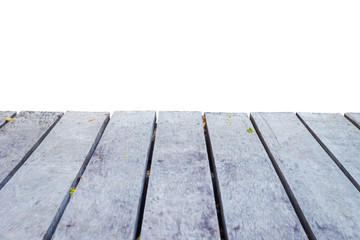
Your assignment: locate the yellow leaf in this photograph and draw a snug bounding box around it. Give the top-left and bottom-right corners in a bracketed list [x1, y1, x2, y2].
[124, 155, 128, 158]
[5, 117, 14, 121]
[136, 237, 140, 240]
[89, 118, 94, 122]
[69, 187, 76, 196]
[227, 115, 231, 118]
[247, 128, 253, 133]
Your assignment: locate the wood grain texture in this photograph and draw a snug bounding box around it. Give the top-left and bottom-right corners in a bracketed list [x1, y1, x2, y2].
[0, 111, 63, 190]
[0, 111, 16, 129]
[205, 112, 306, 240]
[53, 111, 156, 240]
[0, 111, 109, 240]
[141, 111, 220, 240]
[345, 112, 360, 129]
[251, 112, 360, 240]
[297, 112, 360, 190]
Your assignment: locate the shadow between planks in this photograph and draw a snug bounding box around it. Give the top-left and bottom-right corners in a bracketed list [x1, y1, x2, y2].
[0, 111, 359, 240]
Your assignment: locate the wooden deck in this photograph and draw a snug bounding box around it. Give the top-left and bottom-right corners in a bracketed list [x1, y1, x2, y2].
[0, 111, 359, 240]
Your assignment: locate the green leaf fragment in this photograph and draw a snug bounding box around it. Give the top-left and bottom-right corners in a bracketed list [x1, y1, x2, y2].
[247, 128, 253, 133]
[227, 115, 231, 118]
[69, 187, 76, 196]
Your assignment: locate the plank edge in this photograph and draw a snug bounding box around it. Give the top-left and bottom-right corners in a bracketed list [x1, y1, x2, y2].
[249, 113, 315, 240]
[44, 114, 110, 240]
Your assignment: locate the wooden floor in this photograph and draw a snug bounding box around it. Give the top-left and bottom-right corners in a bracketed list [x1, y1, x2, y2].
[0, 111, 359, 240]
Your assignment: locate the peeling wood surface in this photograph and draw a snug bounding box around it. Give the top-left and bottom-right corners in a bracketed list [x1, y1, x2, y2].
[53, 111, 155, 240]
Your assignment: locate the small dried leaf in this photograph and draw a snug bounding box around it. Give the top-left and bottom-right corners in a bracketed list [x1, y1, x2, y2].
[146, 170, 150, 176]
[5, 117, 14, 121]
[124, 155, 128, 158]
[88, 118, 94, 122]
[247, 128, 253, 133]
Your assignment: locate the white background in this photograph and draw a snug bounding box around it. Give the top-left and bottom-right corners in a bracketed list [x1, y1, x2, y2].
[1, 1, 359, 115]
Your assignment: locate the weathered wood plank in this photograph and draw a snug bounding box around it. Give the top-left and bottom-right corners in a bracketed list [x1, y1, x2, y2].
[53, 111, 155, 240]
[0, 111, 63, 190]
[141, 111, 220, 239]
[0, 111, 109, 240]
[0, 111, 16, 129]
[345, 112, 360, 129]
[251, 112, 360, 240]
[297, 112, 360, 191]
[205, 112, 306, 240]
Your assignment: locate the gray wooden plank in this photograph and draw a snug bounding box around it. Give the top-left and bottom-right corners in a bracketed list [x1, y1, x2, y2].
[297, 112, 360, 191]
[53, 111, 156, 240]
[0, 111, 109, 240]
[141, 111, 220, 239]
[205, 112, 306, 240]
[345, 112, 360, 129]
[251, 112, 360, 240]
[0, 111, 63, 190]
[0, 111, 16, 128]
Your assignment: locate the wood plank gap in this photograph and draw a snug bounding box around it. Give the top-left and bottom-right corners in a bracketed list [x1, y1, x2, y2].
[296, 113, 360, 192]
[43, 115, 110, 240]
[345, 114, 360, 130]
[0, 112, 17, 129]
[250, 114, 316, 240]
[134, 122, 157, 240]
[0, 113, 64, 190]
[140, 111, 220, 239]
[203, 115, 228, 240]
